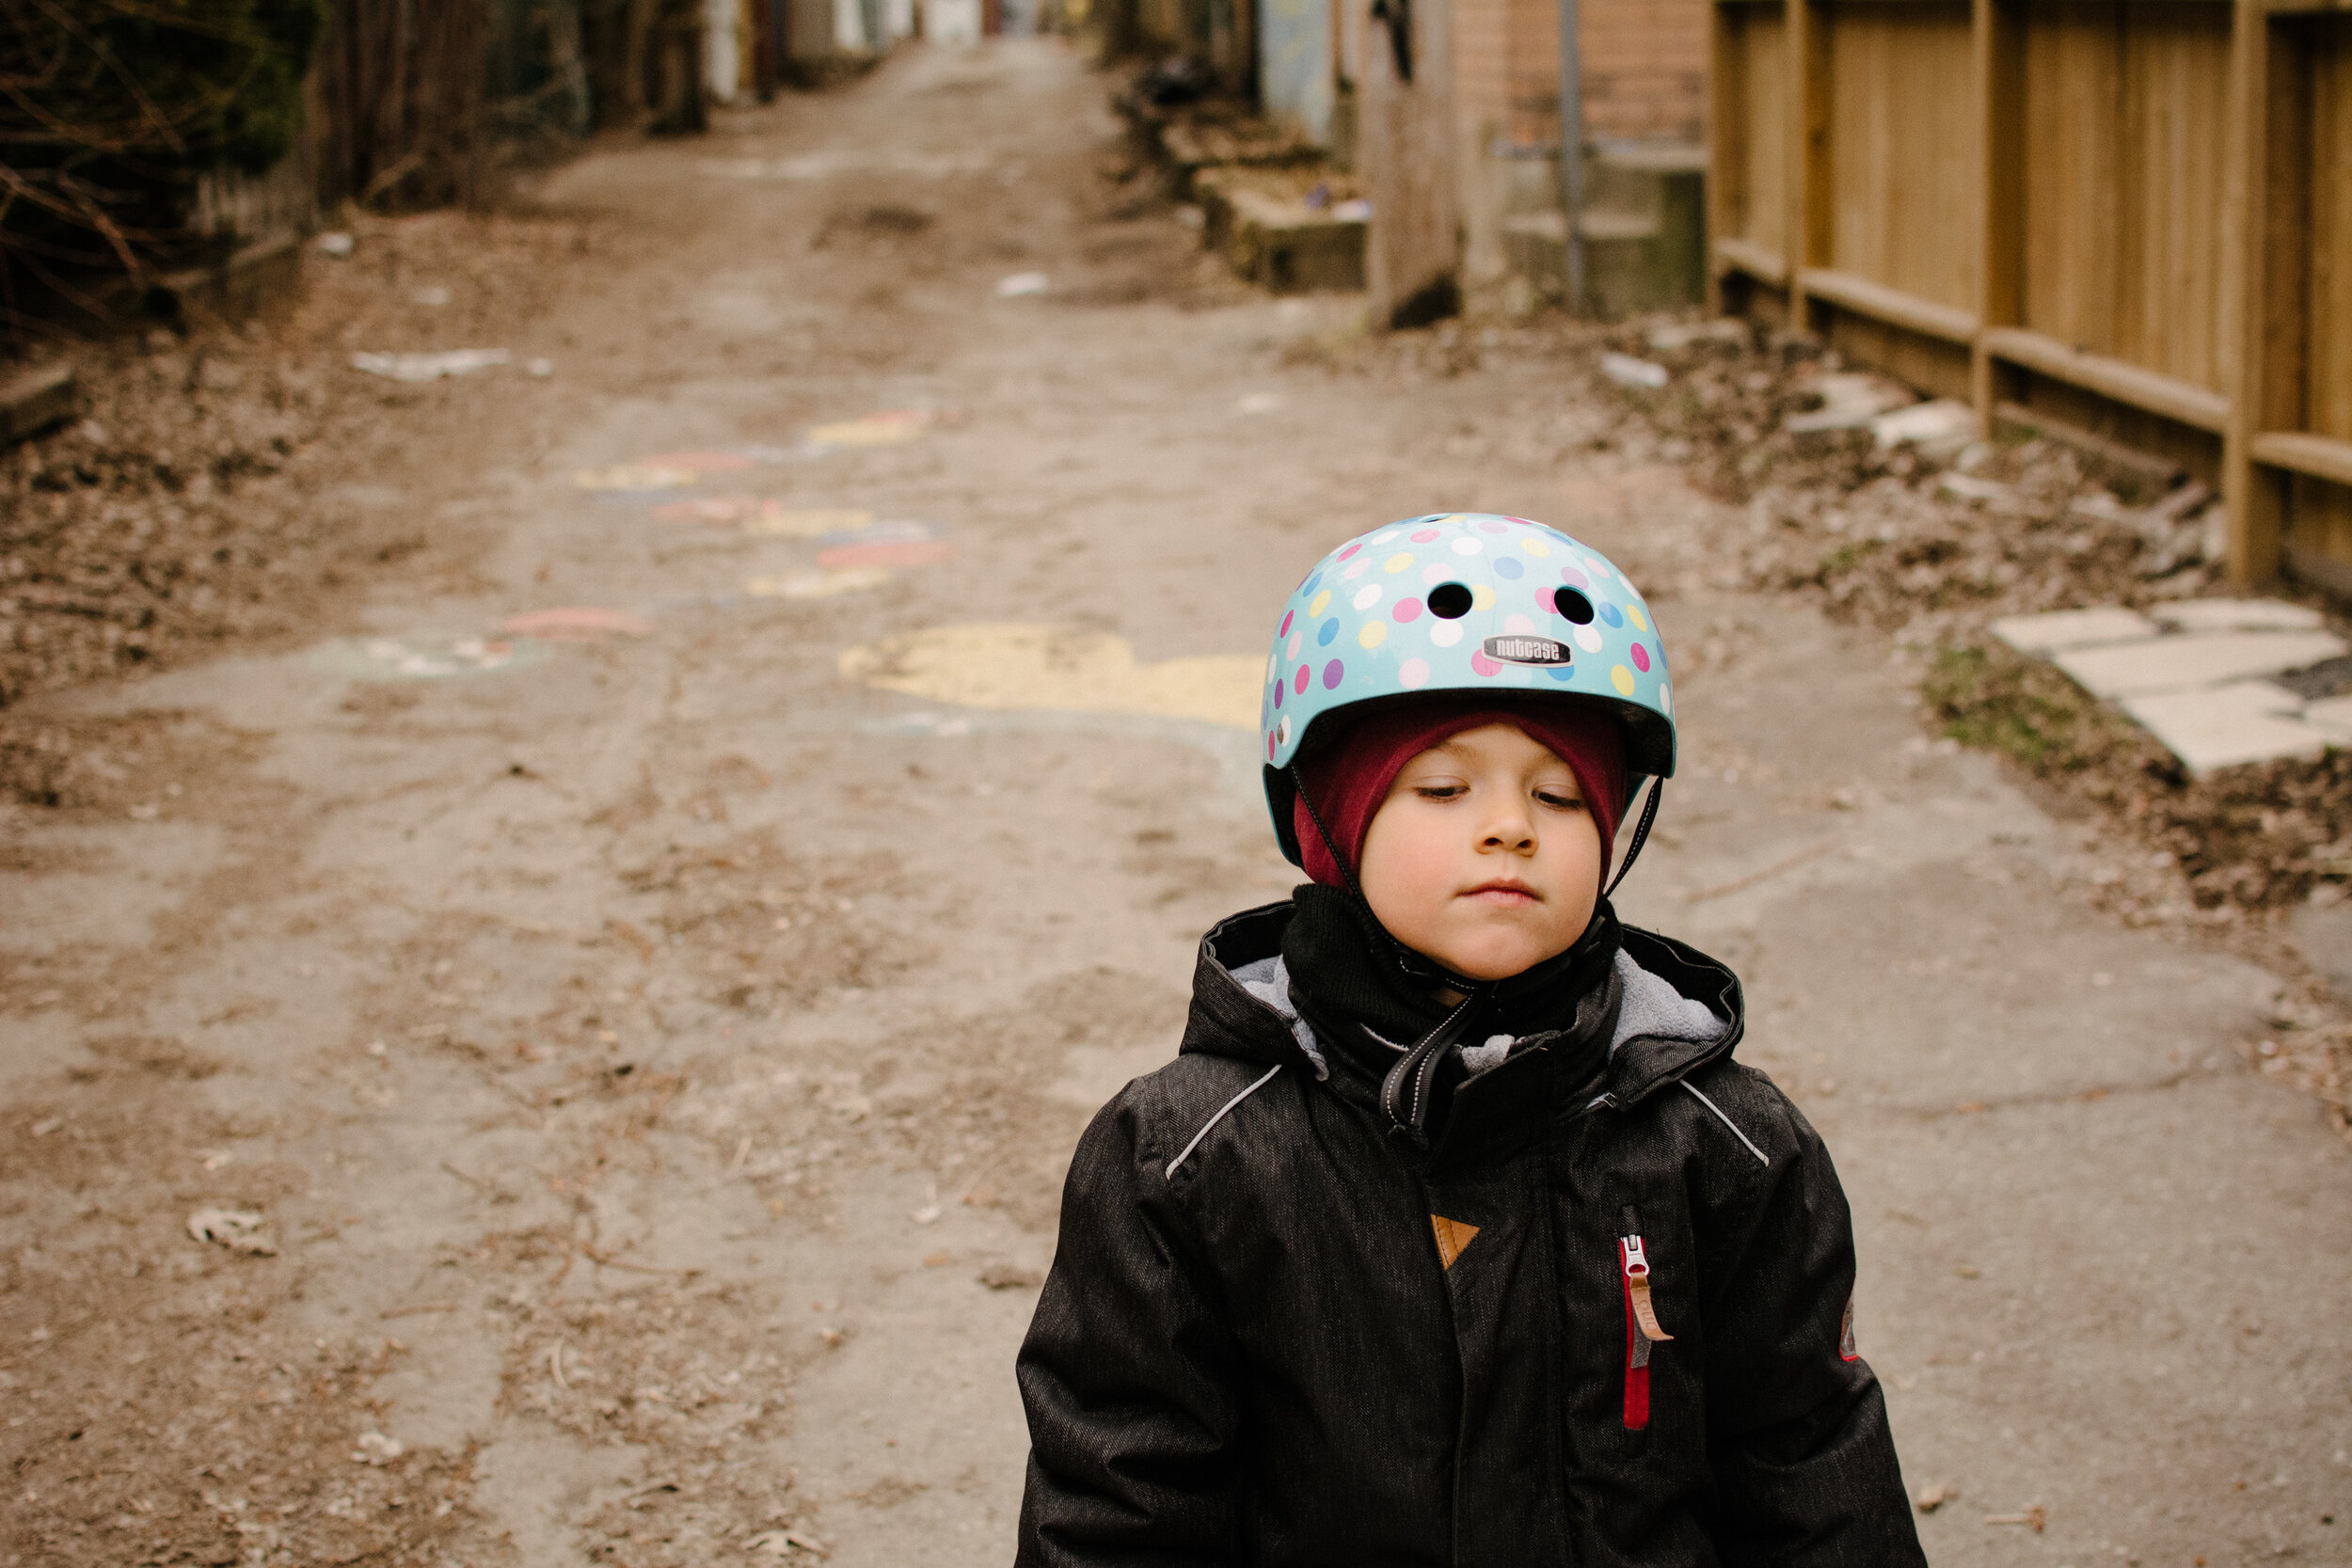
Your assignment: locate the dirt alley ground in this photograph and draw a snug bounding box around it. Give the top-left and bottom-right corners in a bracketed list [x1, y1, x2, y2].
[5, 39, 2351, 1568]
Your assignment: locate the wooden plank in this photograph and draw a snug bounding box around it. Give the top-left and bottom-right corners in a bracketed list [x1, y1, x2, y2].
[2020, 4, 2233, 396]
[1715, 235, 1788, 282]
[1822, 2, 1976, 311]
[1982, 325, 2233, 430]
[1358, 0, 1460, 324]
[2227, 2, 2288, 583]
[2253, 431, 2352, 489]
[1975, 0, 2026, 432]
[2312, 17, 2352, 444]
[1788, 0, 1830, 326]
[1708, 1, 1739, 312]
[1798, 266, 1979, 341]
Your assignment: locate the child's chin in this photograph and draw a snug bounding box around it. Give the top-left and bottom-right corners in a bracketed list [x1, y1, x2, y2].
[1429, 934, 1556, 983]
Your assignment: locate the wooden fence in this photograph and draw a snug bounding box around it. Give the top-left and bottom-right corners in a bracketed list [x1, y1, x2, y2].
[1708, 0, 2352, 594]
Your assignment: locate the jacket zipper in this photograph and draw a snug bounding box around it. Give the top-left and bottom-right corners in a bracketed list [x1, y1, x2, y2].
[1618, 1227, 1674, 1430]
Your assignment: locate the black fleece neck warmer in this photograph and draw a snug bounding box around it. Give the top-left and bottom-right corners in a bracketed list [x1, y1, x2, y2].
[1281, 882, 1624, 1096]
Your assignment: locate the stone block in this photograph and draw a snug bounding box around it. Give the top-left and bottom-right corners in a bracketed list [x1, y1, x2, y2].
[2119, 681, 2334, 775]
[2301, 694, 2352, 739]
[2150, 598, 2327, 635]
[1989, 607, 2159, 655]
[1, 361, 75, 444]
[2053, 630, 2350, 698]
[1200, 179, 1365, 293]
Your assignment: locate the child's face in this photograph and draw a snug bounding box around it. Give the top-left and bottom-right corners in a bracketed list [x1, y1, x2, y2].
[1357, 722, 1604, 983]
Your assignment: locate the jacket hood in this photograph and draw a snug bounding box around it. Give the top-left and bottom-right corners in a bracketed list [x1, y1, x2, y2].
[1181, 900, 1746, 1130]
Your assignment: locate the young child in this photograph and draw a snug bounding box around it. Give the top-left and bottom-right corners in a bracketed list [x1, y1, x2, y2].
[1015, 514, 1924, 1565]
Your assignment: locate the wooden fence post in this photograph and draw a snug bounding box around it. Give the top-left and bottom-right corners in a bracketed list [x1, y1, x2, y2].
[1972, 0, 2022, 439]
[1786, 0, 1827, 334]
[2224, 0, 2281, 586]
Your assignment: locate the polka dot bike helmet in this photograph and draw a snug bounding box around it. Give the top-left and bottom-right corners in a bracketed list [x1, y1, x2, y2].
[1262, 512, 1677, 875]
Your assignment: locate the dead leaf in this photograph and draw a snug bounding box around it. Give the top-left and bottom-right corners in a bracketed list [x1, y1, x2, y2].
[977, 1263, 1041, 1291]
[1915, 1481, 1959, 1513]
[186, 1207, 276, 1255]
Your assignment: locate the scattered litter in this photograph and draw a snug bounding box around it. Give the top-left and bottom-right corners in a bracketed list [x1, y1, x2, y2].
[911, 1203, 944, 1225]
[350, 348, 511, 382]
[186, 1207, 276, 1255]
[995, 272, 1050, 297]
[1984, 1506, 2045, 1531]
[817, 540, 958, 570]
[410, 286, 452, 307]
[353, 1431, 405, 1465]
[977, 1262, 1041, 1291]
[1331, 198, 1373, 221]
[1915, 1482, 1960, 1513]
[1869, 398, 1976, 454]
[526, 357, 554, 377]
[1598, 352, 1670, 390]
[1784, 371, 1914, 434]
[1645, 318, 1748, 353]
[316, 231, 356, 257]
[807, 409, 932, 448]
[745, 568, 890, 599]
[30, 1116, 63, 1135]
[1236, 392, 1283, 415]
[1936, 472, 2023, 508]
[501, 607, 656, 642]
[746, 1527, 828, 1556]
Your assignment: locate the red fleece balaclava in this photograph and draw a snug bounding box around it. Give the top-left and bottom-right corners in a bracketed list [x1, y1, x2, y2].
[1291, 705, 1629, 890]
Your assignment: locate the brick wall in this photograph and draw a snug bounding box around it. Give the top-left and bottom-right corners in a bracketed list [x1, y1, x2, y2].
[1464, 0, 1708, 149]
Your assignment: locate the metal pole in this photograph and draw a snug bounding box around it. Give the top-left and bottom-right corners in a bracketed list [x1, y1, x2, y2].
[1555, 0, 1584, 312]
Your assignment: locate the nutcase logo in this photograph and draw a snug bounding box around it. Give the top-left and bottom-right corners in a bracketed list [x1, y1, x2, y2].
[1481, 636, 1573, 666]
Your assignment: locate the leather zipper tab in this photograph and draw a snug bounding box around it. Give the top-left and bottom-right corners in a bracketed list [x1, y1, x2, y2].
[1621, 1234, 1674, 1344]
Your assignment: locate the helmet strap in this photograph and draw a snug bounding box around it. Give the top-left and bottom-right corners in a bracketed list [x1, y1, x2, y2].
[1603, 777, 1663, 900]
[1290, 763, 1490, 996]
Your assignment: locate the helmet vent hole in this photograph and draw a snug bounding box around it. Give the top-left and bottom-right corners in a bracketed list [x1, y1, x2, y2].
[1427, 582, 1473, 619]
[1552, 587, 1595, 624]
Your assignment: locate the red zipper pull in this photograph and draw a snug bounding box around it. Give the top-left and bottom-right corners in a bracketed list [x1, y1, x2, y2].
[1620, 1233, 1672, 1431]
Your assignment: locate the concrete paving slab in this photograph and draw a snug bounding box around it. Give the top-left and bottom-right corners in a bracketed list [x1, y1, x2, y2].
[2299, 692, 2352, 738]
[1989, 606, 2158, 654]
[2121, 680, 2333, 774]
[2151, 597, 2327, 634]
[2053, 628, 2349, 697]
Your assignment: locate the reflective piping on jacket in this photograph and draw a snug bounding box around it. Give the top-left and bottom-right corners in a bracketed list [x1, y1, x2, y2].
[1680, 1080, 1769, 1166]
[1166, 1064, 1283, 1180]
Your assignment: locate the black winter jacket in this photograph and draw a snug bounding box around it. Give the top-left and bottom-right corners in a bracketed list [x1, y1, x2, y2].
[1015, 902, 1925, 1567]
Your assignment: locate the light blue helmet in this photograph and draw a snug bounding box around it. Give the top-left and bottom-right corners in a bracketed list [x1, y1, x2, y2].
[1261, 512, 1677, 865]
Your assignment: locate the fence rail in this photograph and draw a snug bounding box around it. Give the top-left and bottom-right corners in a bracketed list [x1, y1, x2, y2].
[1708, 0, 2352, 594]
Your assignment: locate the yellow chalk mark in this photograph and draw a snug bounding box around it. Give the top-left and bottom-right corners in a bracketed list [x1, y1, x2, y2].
[745, 507, 875, 538]
[838, 623, 1262, 729]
